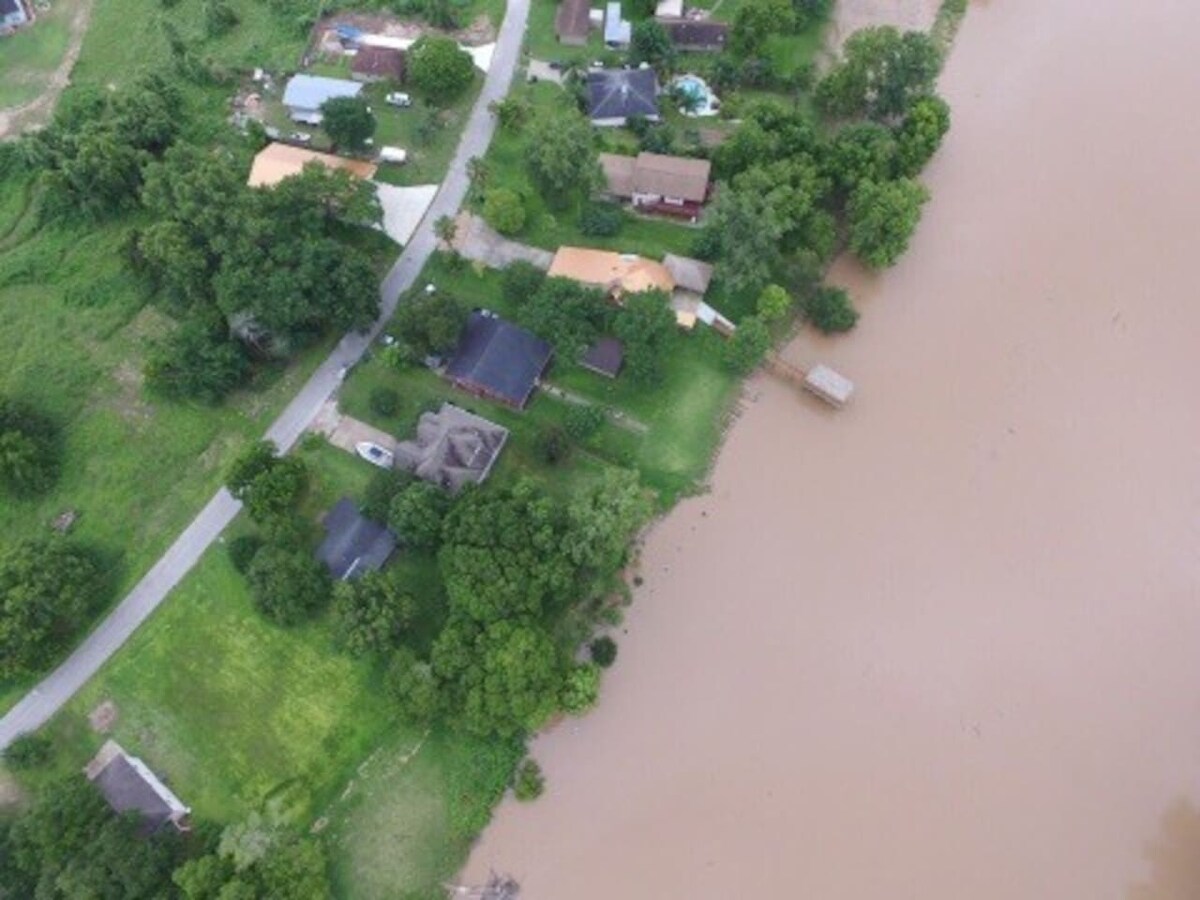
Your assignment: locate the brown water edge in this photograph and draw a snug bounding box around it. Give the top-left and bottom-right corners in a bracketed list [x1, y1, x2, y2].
[462, 0, 1200, 896]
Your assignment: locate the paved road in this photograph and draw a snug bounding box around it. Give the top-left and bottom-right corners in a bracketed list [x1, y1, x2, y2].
[0, 0, 531, 750]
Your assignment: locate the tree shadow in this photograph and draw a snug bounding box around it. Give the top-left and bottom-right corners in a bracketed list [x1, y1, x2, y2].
[1127, 798, 1200, 900]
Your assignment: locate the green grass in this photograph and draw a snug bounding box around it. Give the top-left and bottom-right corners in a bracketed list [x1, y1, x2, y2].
[0, 0, 80, 109]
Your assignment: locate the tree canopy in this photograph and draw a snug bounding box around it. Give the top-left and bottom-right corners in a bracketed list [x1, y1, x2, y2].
[320, 96, 376, 152]
[408, 36, 476, 104]
[332, 568, 417, 655]
[517, 277, 610, 361]
[389, 481, 452, 553]
[846, 177, 930, 268]
[524, 105, 601, 206]
[0, 397, 60, 496]
[815, 26, 942, 121]
[895, 93, 951, 176]
[482, 187, 526, 236]
[247, 544, 331, 625]
[224, 440, 308, 525]
[143, 315, 249, 404]
[392, 288, 468, 361]
[612, 290, 676, 385]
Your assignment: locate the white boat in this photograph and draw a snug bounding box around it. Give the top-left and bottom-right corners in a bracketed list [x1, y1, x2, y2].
[355, 441, 394, 469]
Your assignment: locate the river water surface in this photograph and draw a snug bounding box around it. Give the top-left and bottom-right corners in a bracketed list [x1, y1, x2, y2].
[464, 1, 1200, 896]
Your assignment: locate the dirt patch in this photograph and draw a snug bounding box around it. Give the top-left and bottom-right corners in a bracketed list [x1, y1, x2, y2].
[314, 10, 496, 58]
[0, 769, 27, 811]
[0, 0, 96, 141]
[88, 699, 117, 733]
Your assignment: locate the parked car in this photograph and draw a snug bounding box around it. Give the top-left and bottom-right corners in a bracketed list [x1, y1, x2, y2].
[379, 146, 408, 165]
[548, 60, 566, 70]
[385, 92, 412, 108]
[289, 131, 313, 145]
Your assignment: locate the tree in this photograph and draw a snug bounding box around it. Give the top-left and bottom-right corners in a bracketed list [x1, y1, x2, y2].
[815, 26, 942, 121]
[847, 177, 930, 268]
[525, 106, 601, 205]
[630, 19, 674, 66]
[805, 286, 859, 333]
[579, 200, 624, 237]
[757, 284, 792, 322]
[320, 97, 375, 152]
[826, 121, 898, 196]
[203, 0, 238, 37]
[409, 36, 476, 104]
[731, 156, 835, 259]
[4, 733, 52, 770]
[434, 214, 458, 250]
[439, 480, 578, 623]
[246, 544, 331, 625]
[0, 397, 59, 496]
[563, 467, 649, 574]
[0, 539, 107, 678]
[722, 314, 771, 373]
[393, 289, 468, 359]
[332, 569, 416, 655]
[225, 440, 308, 525]
[501, 260, 546, 306]
[560, 663, 600, 714]
[512, 758, 545, 801]
[389, 481, 451, 553]
[696, 187, 784, 297]
[144, 316, 249, 404]
[612, 290, 675, 385]
[369, 386, 399, 418]
[490, 95, 530, 131]
[432, 617, 563, 737]
[519, 277, 610, 359]
[564, 403, 605, 441]
[590, 635, 618, 667]
[895, 93, 951, 176]
[732, 0, 796, 56]
[385, 647, 442, 722]
[482, 187, 526, 236]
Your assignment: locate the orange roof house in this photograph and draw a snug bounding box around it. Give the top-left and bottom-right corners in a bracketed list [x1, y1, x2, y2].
[547, 247, 675, 297]
[247, 143, 377, 188]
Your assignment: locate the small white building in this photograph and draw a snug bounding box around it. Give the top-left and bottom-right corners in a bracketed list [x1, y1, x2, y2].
[604, 1, 631, 46]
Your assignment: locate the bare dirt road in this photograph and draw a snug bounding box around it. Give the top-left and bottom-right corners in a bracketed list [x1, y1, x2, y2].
[0, 0, 94, 140]
[463, 1, 1200, 897]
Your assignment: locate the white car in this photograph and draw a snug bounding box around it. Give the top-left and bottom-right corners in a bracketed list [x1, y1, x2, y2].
[379, 146, 408, 164]
[385, 92, 412, 108]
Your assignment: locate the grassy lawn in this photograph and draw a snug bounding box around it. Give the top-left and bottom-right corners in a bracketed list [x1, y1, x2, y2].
[481, 82, 701, 259]
[0, 0, 80, 109]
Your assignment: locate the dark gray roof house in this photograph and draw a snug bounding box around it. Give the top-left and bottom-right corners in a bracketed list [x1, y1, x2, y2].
[581, 337, 624, 378]
[85, 741, 190, 834]
[445, 311, 553, 409]
[1, 0, 29, 28]
[316, 498, 396, 581]
[587, 68, 660, 126]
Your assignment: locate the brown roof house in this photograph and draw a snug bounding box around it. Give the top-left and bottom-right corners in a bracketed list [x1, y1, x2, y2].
[555, 0, 592, 45]
[599, 151, 711, 219]
[394, 403, 509, 492]
[247, 143, 377, 188]
[352, 45, 406, 82]
[85, 741, 191, 834]
[660, 18, 729, 51]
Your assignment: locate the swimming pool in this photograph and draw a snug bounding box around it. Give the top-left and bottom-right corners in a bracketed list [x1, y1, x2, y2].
[670, 74, 719, 117]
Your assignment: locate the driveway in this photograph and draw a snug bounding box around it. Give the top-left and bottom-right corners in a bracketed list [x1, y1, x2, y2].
[375, 183, 439, 246]
[452, 212, 553, 269]
[0, 0, 532, 750]
[311, 400, 398, 456]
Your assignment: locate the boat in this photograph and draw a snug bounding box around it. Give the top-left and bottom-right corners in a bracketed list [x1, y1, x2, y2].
[355, 441, 395, 469]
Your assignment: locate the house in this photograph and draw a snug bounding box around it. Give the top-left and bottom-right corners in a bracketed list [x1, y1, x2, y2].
[394, 403, 509, 492]
[282, 74, 364, 125]
[587, 68, 660, 126]
[662, 253, 734, 332]
[85, 741, 190, 834]
[555, 0, 592, 46]
[444, 311, 553, 409]
[351, 45, 406, 82]
[660, 18, 728, 51]
[663, 252, 713, 299]
[316, 498, 396, 581]
[580, 337, 624, 378]
[598, 151, 711, 218]
[548, 247, 675, 298]
[603, 1, 631, 46]
[247, 143, 377, 188]
[0, 0, 28, 29]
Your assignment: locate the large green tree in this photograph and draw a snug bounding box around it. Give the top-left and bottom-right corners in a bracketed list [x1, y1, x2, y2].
[332, 569, 417, 656]
[563, 468, 649, 575]
[0, 539, 107, 678]
[696, 187, 784, 297]
[320, 96, 376, 152]
[518, 277, 610, 360]
[392, 289, 468, 361]
[409, 36, 476, 104]
[722, 314, 772, 374]
[826, 121, 898, 196]
[0, 397, 59, 496]
[846, 177, 930, 268]
[630, 19, 674, 66]
[612, 290, 676, 385]
[388, 482, 452, 553]
[143, 315, 249, 404]
[524, 106, 601, 206]
[731, 0, 796, 56]
[815, 26, 942, 121]
[246, 544, 331, 625]
[895, 94, 951, 176]
[225, 440, 308, 525]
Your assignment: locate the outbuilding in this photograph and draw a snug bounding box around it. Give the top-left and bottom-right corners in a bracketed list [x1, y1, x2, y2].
[85, 741, 191, 834]
[351, 45, 406, 83]
[282, 74, 364, 125]
[316, 498, 397, 581]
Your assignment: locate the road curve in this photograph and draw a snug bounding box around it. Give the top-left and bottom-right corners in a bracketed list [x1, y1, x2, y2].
[0, 0, 531, 750]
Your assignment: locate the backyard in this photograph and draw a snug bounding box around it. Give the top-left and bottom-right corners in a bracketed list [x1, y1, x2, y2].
[0, 0, 86, 109]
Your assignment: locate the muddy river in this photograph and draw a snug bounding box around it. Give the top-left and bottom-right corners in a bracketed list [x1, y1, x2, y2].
[463, 0, 1200, 896]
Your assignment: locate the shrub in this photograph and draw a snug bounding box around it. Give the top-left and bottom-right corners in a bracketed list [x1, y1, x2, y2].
[756, 284, 792, 322]
[0, 397, 60, 497]
[589, 635, 618, 668]
[561, 663, 601, 714]
[483, 188, 526, 236]
[538, 426, 571, 465]
[805, 286, 859, 334]
[512, 758, 545, 802]
[246, 545, 331, 625]
[501, 260, 546, 306]
[385, 647, 441, 722]
[564, 404, 605, 442]
[368, 387, 400, 418]
[227, 534, 263, 574]
[722, 314, 771, 374]
[579, 201, 624, 237]
[389, 482, 451, 553]
[4, 733, 52, 770]
[362, 467, 412, 522]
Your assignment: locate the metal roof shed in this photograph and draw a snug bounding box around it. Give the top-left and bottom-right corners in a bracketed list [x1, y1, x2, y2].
[803, 364, 856, 408]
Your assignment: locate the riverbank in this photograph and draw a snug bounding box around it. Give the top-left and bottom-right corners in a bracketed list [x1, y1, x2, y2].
[462, 0, 1200, 895]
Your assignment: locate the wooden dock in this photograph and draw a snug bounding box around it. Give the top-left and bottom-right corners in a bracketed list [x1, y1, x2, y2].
[764, 355, 855, 408]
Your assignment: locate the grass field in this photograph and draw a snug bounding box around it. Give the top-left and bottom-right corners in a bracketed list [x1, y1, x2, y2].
[0, 0, 81, 109]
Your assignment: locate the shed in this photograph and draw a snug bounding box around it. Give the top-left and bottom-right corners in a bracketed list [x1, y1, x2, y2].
[351, 45, 406, 82]
[803, 364, 856, 408]
[555, 0, 592, 45]
[580, 337, 624, 378]
[444, 311, 553, 409]
[85, 741, 190, 834]
[282, 74, 364, 124]
[604, 1, 631, 46]
[316, 498, 397, 581]
[587, 68, 660, 125]
[654, 0, 683, 17]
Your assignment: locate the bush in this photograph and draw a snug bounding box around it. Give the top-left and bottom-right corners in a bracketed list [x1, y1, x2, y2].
[589, 635, 618, 668]
[564, 404, 605, 442]
[561, 663, 601, 714]
[385, 647, 441, 722]
[579, 201, 624, 238]
[805, 286, 859, 334]
[512, 758, 545, 802]
[483, 188, 526, 236]
[246, 544, 331, 625]
[0, 397, 60, 497]
[226, 534, 263, 574]
[362, 467, 412, 521]
[538, 426, 571, 465]
[722, 315, 771, 374]
[388, 482, 451, 553]
[4, 733, 51, 770]
[368, 387, 400, 418]
[501, 260, 546, 306]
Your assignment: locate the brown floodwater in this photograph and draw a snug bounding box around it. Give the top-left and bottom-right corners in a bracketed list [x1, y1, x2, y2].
[463, 0, 1200, 896]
